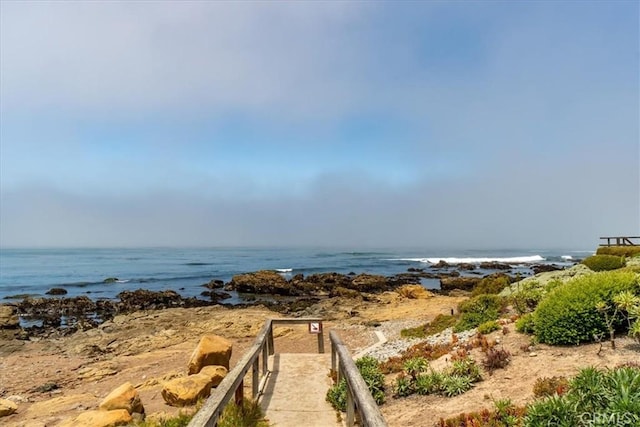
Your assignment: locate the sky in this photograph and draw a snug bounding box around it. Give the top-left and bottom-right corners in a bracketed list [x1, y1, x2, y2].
[0, 1, 638, 249]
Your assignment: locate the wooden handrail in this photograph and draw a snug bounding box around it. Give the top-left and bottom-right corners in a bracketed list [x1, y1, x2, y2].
[599, 236, 640, 246]
[187, 317, 324, 427]
[329, 330, 388, 427]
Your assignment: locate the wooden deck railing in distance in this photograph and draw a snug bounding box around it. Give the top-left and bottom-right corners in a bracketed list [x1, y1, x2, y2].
[187, 317, 324, 427]
[329, 330, 388, 427]
[599, 236, 640, 246]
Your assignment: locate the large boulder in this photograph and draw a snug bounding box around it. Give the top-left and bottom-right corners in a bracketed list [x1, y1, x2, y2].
[60, 409, 132, 427]
[226, 270, 292, 295]
[0, 305, 19, 329]
[199, 365, 228, 387]
[99, 382, 144, 414]
[0, 398, 18, 417]
[440, 277, 481, 292]
[397, 285, 434, 299]
[161, 373, 212, 407]
[187, 334, 232, 374]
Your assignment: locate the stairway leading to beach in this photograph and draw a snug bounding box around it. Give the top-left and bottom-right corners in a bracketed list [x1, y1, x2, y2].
[259, 353, 341, 427]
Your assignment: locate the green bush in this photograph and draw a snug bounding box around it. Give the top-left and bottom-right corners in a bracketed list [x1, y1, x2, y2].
[515, 313, 535, 334]
[471, 274, 512, 296]
[597, 246, 640, 258]
[533, 271, 639, 345]
[477, 320, 500, 335]
[509, 280, 545, 314]
[400, 314, 458, 338]
[326, 356, 385, 411]
[582, 254, 626, 271]
[454, 294, 505, 332]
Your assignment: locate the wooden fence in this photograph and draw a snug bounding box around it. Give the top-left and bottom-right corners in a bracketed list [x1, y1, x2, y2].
[599, 236, 640, 246]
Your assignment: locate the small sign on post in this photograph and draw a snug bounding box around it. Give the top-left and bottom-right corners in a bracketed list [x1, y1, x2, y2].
[308, 321, 322, 334]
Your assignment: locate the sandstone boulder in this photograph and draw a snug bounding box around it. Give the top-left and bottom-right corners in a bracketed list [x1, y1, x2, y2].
[99, 382, 144, 414]
[397, 285, 434, 299]
[199, 365, 228, 387]
[226, 270, 292, 295]
[188, 334, 232, 374]
[0, 398, 18, 417]
[60, 409, 132, 427]
[0, 305, 19, 329]
[161, 373, 212, 407]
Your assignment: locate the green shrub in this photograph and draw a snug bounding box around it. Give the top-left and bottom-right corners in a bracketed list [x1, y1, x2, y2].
[472, 274, 512, 296]
[533, 271, 639, 345]
[509, 280, 545, 314]
[415, 372, 443, 395]
[454, 294, 505, 332]
[477, 320, 500, 335]
[525, 366, 640, 427]
[440, 375, 473, 397]
[597, 246, 640, 258]
[326, 356, 385, 411]
[450, 357, 482, 382]
[582, 254, 626, 271]
[515, 313, 536, 334]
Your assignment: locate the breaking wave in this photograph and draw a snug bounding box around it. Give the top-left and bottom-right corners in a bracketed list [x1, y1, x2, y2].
[387, 255, 545, 264]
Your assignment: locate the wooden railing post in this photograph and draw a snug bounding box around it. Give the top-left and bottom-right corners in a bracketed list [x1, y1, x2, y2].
[331, 339, 336, 375]
[267, 328, 275, 355]
[234, 380, 244, 408]
[262, 342, 268, 376]
[252, 358, 259, 398]
[346, 384, 355, 427]
[317, 321, 325, 354]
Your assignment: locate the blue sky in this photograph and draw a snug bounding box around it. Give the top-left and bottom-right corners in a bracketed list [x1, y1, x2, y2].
[1, 1, 638, 248]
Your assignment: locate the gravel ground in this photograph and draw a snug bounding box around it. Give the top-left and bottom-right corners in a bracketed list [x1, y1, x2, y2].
[361, 320, 478, 362]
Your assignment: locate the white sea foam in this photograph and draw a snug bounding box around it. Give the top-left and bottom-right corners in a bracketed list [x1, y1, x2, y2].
[386, 255, 545, 264]
[276, 268, 293, 273]
[561, 255, 573, 260]
[116, 279, 130, 283]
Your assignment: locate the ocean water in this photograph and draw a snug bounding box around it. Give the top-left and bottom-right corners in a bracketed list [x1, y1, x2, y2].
[0, 247, 593, 302]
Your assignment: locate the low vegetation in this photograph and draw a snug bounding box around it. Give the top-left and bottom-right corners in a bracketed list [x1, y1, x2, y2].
[471, 274, 512, 296]
[400, 314, 457, 339]
[440, 365, 640, 426]
[217, 399, 270, 427]
[454, 294, 505, 332]
[477, 320, 500, 335]
[597, 246, 640, 258]
[394, 356, 482, 398]
[326, 356, 385, 411]
[380, 341, 452, 374]
[582, 254, 627, 271]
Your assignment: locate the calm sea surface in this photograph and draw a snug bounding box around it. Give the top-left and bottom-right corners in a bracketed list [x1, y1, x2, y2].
[0, 247, 592, 302]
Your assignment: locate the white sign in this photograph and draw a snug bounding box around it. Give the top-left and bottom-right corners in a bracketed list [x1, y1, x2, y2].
[309, 322, 322, 334]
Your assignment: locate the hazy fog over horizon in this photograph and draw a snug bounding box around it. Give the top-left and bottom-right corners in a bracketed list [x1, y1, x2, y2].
[1, 1, 638, 250]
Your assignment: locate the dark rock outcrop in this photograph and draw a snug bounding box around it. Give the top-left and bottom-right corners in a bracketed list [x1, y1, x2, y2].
[531, 264, 563, 274]
[226, 270, 292, 295]
[46, 288, 68, 295]
[479, 262, 511, 270]
[440, 276, 482, 292]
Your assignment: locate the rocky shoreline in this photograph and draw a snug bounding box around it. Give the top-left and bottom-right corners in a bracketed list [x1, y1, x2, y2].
[0, 262, 566, 340]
